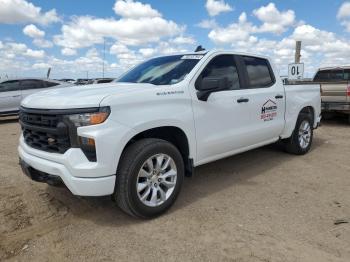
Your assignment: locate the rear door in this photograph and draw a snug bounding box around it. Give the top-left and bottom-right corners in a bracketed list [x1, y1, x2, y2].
[237, 56, 285, 144]
[0, 80, 21, 113]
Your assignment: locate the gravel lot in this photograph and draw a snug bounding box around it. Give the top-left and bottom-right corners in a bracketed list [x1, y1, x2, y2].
[0, 117, 349, 262]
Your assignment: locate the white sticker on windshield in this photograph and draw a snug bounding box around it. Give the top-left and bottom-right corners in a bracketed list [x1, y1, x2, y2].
[181, 55, 204, 60]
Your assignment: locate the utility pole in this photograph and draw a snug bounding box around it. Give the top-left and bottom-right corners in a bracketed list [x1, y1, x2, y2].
[102, 39, 106, 78]
[295, 41, 302, 63]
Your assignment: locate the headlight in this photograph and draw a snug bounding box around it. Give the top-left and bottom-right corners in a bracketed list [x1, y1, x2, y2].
[67, 107, 110, 127]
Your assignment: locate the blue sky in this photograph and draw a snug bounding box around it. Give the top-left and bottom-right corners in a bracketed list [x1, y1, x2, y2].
[1, 0, 350, 79]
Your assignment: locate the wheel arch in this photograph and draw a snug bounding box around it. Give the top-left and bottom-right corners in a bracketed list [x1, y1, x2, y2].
[300, 106, 315, 125]
[118, 125, 194, 177]
[281, 105, 317, 139]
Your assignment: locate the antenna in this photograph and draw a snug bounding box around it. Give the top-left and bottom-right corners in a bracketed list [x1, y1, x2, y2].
[195, 45, 205, 52]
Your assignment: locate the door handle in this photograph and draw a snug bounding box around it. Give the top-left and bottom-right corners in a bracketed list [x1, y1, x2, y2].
[275, 94, 284, 99]
[237, 98, 249, 103]
[12, 95, 21, 98]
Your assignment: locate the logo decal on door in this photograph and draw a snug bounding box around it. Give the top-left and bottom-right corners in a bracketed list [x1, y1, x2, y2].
[261, 100, 277, 121]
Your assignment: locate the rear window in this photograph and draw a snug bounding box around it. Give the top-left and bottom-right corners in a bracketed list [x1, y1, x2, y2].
[242, 56, 274, 88]
[314, 69, 349, 82]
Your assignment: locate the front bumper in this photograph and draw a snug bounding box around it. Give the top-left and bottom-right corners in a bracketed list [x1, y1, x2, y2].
[18, 137, 116, 196]
[322, 102, 350, 113]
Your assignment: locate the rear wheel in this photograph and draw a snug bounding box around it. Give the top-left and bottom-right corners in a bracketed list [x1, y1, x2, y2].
[114, 138, 184, 218]
[284, 114, 313, 155]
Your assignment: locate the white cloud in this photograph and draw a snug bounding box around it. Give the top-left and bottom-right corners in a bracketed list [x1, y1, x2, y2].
[54, 15, 182, 49]
[32, 62, 51, 69]
[24, 48, 45, 59]
[33, 38, 53, 48]
[253, 3, 295, 34]
[337, 2, 350, 19]
[202, 2, 350, 76]
[206, 0, 233, 17]
[208, 12, 256, 44]
[0, 0, 59, 25]
[110, 42, 130, 55]
[61, 47, 77, 56]
[23, 24, 45, 38]
[172, 36, 196, 45]
[208, 3, 297, 45]
[197, 19, 218, 29]
[113, 0, 161, 18]
[139, 48, 156, 58]
[338, 2, 350, 32]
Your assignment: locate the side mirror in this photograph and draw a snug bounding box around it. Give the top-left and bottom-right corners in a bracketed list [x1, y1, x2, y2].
[196, 76, 228, 101]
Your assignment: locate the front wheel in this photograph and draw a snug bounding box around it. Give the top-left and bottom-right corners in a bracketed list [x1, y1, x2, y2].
[114, 138, 184, 218]
[284, 114, 314, 155]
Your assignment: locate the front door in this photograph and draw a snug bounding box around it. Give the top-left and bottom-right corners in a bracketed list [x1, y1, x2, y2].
[191, 54, 254, 164]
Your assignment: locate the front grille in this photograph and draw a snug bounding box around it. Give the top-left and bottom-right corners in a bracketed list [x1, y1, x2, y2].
[19, 109, 71, 154]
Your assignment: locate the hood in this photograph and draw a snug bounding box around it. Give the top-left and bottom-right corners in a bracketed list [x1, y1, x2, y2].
[21, 82, 155, 109]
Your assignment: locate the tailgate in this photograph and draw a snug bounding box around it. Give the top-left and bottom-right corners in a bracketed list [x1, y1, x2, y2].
[321, 82, 349, 103]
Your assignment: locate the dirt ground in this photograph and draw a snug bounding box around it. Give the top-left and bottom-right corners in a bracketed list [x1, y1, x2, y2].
[0, 116, 349, 262]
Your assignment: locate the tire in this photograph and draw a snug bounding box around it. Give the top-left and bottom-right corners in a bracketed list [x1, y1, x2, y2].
[284, 113, 314, 155]
[114, 138, 184, 218]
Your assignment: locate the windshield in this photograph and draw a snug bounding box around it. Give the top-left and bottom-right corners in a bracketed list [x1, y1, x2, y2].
[117, 55, 203, 85]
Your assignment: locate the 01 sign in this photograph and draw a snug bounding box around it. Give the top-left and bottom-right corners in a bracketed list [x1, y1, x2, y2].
[288, 63, 304, 80]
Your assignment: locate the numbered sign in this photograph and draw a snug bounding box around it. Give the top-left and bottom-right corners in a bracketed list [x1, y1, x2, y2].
[288, 63, 304, 80]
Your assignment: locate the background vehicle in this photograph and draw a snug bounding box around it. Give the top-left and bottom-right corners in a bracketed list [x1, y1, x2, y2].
[75, 79, 91, 85]
[18, 51, 321, 218]
[0, 78, 72, 116]
[313, 67, 350, 123]
[89, 78, 115, 84]
[75, 78, 116, 85]
[57, 79, 76, 84]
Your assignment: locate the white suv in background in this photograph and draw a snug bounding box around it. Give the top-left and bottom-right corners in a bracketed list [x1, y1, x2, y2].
[0, 78, 72, 116]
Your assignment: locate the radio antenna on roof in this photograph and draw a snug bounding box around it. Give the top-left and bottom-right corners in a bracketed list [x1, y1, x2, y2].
[195, 45, 205, 52]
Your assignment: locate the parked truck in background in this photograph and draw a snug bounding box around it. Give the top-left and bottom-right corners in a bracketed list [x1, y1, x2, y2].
[313, 67, 350, 123]
[18, 50, 321, 218]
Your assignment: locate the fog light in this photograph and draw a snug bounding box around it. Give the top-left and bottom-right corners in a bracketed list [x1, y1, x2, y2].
[80, 137, 95, 146]
[79, 137, 96, 162]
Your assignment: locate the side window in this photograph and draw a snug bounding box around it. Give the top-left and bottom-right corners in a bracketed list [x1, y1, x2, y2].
[314, 70, 330, 82]
[21, 80, 44, 90]
[344, 69, 350, 81]
[197, 55, 240, 90]
[242, 56, 274, 88]
[0, 80, 20, 92]
[44, 81, 59, 87]
[329, 70, 344, 81]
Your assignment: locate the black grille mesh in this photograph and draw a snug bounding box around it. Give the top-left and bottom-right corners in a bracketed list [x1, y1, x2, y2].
[19, 110, 71, 154]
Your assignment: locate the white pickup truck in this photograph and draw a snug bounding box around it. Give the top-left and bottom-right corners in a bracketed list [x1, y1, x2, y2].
[18, 50, 321, 218]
